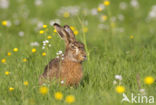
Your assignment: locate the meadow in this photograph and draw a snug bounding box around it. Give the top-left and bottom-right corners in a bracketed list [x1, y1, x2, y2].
[0, 0, 156, 105]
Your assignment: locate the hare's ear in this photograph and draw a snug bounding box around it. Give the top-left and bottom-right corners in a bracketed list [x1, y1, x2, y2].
[64, 25, 76, 42]
[53, 23, 69, 44]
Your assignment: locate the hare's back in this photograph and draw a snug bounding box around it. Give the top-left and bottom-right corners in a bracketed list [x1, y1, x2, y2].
[43, 58, 60, 77]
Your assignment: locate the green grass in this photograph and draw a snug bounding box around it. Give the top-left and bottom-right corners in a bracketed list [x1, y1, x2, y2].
[0, 0, 156, 105]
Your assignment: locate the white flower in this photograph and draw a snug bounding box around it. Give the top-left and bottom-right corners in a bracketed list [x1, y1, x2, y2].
[58, 50, 62, 54]
[118, 14, 124, 21]
[14, 19, 20, 25]
[42, 46, 45, 49]
[0, 0, 9, 9]
[57, 6, 80, 17]
[4, 20, 11, 27]
[91, 8, 98, 15]
[61, 80, 64, 84]
[98, 24, 109, 30]
[119, 2, 127, 10]
[98, 3, 105, 10]
[113, 80, 117, 85]
[45, 40, 49, 43]
[149, 11, 156, 18]
[130, 0, 139, 8]
[30, 42, 39, 46]
[18, 31, 24, 37]
[56, 50, 64, 58]
[35, 0, 42, 6]
[42, 40, 49, 47]
[140, 89, 145, 92]
[48, 44, 51, 47]
[111, 17, 116, 22]
[7, 20, 12, 27]
[115, 75, 122, 80]
[42, 41, 45, 44]
[43, 43, 46, 46]
[139, 89, 146, 95]
[148, 5, 156, 19]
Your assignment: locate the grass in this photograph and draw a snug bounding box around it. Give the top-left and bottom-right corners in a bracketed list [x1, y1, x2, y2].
[0, 0, 156, 105]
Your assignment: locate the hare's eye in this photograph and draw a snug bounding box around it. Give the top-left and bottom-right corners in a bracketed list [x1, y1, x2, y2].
[71, 45, 75, 49]
[78, 47, 83, 49]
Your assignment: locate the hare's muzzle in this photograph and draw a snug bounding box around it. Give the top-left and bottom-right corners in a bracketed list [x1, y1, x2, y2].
[81, 54, 87, 61]
[83, 55, 87, 60]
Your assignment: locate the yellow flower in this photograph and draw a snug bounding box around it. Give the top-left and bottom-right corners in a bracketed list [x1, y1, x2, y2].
[43, 25, 47, 28]
[9, 87, 14, 91]
[23, 58, 27, 62]
[39, 86, 48, 95]
[1, 58, 6, 63]
[2, 20, 7, 26]
[130, 35, 134, 39]
[54, 92, 63, 100]
[101, 15, 107, 21]
[40, 30, 44, 34]
[97, 7, 102, 12]
[47, 35, 52, 39]
[104, 0, 110, 6]
[5, 71, 10, 75]
[24, 81, 29, 86]
[70, 26, 75, 31]
[13, 48, 18, 52]
[53, 29, 57, 33]
[82, 27, 88, 33]
[65, 95, 75, 104]
[144, 76, 155, 85]
[63, 12, 70, 18]
[32, 48, 36, 53]
[74, 30, 79, 35]
[42, 52, 46, 56]
[8, 52, 11, 56]
[115, 85, 125, 94]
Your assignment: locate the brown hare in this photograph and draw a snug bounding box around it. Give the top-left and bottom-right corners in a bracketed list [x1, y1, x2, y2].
[39, 23, 87, 86]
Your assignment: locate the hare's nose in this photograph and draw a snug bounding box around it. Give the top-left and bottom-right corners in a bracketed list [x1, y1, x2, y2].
[83, 55, 87, 60]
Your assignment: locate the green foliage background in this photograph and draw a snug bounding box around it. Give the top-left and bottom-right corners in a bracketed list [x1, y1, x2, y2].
[0, 0, 156, 105]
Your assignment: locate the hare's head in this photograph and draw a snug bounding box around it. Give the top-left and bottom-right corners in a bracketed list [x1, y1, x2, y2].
[54, 23, 86, 63]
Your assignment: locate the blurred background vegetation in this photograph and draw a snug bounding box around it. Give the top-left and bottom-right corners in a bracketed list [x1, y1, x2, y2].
[0, 0, 156, 105]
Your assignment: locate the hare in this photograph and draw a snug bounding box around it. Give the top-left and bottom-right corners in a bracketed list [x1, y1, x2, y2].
[39, 23, 87, 86]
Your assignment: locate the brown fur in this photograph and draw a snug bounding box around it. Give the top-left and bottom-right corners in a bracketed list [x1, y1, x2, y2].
[60, 60, 83, 86]
[39, 23, 86, 86]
